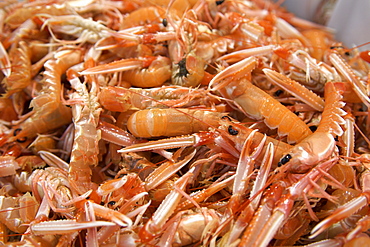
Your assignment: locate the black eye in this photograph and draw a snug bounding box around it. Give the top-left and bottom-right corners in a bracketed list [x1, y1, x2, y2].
[278, 154, 292, 166]
[274, 89, 283, 97]
[216, 0, 225, 5]
[108, 201, 116, 206]
[309, 126, 317, 132]
[228, 125, 238, 135]
[162, 18, 168, 27]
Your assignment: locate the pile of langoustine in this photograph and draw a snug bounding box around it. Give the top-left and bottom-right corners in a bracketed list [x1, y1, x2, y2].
[0, 0, 370, 246]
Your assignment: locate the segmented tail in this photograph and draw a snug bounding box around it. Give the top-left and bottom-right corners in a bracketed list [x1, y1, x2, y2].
[316, 81, 346, 136]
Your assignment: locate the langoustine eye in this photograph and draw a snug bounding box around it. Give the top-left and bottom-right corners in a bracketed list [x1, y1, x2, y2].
[278, 154, 292, 166]
[228, 125, 239, 135]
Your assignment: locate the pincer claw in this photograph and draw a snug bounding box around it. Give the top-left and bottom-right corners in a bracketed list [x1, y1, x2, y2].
[263, 68, 325, 111]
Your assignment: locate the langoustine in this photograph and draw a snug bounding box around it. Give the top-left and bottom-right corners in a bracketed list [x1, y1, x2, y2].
[0, 0, 369, 246]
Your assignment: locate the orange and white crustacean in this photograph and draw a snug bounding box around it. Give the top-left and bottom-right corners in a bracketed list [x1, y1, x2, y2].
[0, 0, 370, 246]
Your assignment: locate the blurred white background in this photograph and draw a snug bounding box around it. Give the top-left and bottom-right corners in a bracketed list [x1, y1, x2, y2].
[281, 0, 370, 51]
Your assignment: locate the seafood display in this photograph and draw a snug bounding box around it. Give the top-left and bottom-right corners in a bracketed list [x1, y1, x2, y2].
[1, 0, 370, 246]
